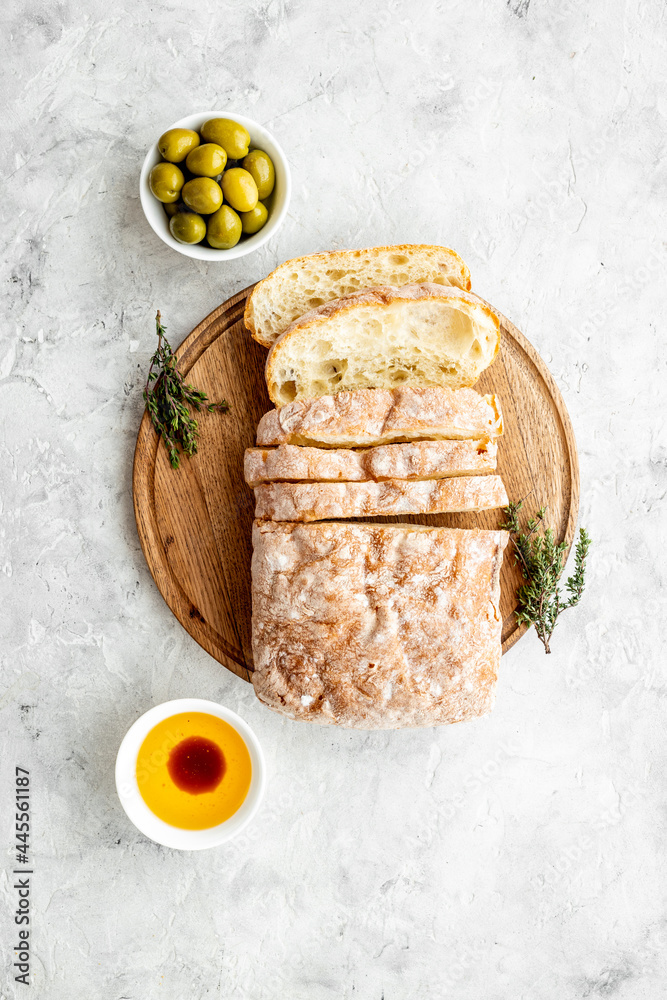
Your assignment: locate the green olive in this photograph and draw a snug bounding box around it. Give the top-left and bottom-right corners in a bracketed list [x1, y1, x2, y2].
[182, 177, 223, 214]
[221, 168, 258, 213]
[242, 150, 275, 200]
[157, 128, 200, 163]
[239, 202, 268, 235]
[200, 118, 250, 159]
[169, 211, 207, 245]
[149, 162, 185, 203]
[163, 200, 182, 218]
[185, 143, 227, 177]
[207, 205, 242, 249]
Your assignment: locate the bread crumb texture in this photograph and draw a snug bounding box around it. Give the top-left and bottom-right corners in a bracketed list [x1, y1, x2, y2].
[245, 244, 472, 347]
[265, 284, 500, 405]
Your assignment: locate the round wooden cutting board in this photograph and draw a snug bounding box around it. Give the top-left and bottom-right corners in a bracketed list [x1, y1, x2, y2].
[133, 287, 579, 682]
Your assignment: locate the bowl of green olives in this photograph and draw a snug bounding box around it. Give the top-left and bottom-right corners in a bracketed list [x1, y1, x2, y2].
[140, 112, 291, 260]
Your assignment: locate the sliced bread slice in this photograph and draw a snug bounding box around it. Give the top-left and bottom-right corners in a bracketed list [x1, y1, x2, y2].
[254, 475, 508, 522]
[256, 387, 503, 448]
[244, 244, 471, 348]
[244, 439, 497, 487]
[265, 284, 500, 406]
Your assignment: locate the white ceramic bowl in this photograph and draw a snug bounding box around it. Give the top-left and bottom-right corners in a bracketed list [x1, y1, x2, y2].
[139, 112, 291, 260]
[115, 698, 265, 849]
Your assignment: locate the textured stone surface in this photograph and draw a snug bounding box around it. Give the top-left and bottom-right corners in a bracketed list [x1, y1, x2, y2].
[1, 1, 666, 997]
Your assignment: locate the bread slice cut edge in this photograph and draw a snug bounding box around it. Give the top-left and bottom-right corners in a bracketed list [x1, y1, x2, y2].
[244, 244, 472, 347]
[253, 475, 509, 522]
[265, 283, 500, 406]
[244, 439, 498, 486]
[256, 387, 504, 449]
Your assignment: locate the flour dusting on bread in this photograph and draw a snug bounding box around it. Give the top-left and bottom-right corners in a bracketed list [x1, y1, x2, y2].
[251, 521, 509, 729]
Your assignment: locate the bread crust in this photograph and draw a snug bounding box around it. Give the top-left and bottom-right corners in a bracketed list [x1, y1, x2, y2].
[256, 387, 503, 448]
[245, 244, 472, 347]
[251, 520, 509, 729]
[254, 475, 508, 522]
[244, 439, 497, 486]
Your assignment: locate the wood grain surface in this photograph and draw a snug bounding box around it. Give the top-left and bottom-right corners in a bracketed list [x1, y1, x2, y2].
[133, 286, 580, 682]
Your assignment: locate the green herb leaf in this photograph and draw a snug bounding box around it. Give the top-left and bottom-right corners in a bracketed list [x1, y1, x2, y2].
[143, 311, 230, 469]
[501, 500, 591, 654]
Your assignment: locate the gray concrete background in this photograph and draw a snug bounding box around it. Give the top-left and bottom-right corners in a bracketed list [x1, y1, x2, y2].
[1, 1, 666, 997]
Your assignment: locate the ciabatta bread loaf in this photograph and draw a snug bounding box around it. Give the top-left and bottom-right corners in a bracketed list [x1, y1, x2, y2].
[265, 284, 500, 406]
[256, 387, 503, 448]
[244, 439, 497, 487]
[254, 475, 508, 522]
[244, 244, 471, 348]
[251, 520, 509, 728]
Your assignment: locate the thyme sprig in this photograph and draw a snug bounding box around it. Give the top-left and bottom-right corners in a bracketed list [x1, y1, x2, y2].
[143, 311, 229, 469]
[501, 500, 591, 654]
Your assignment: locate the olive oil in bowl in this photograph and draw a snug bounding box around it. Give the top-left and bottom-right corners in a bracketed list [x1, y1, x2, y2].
[115, 699, 265, 849]
[137, 712, 252, 830]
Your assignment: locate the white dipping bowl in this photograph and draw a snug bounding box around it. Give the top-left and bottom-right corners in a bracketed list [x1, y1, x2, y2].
[115, 698, 265, 849]
[139, 112, 291, 261]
